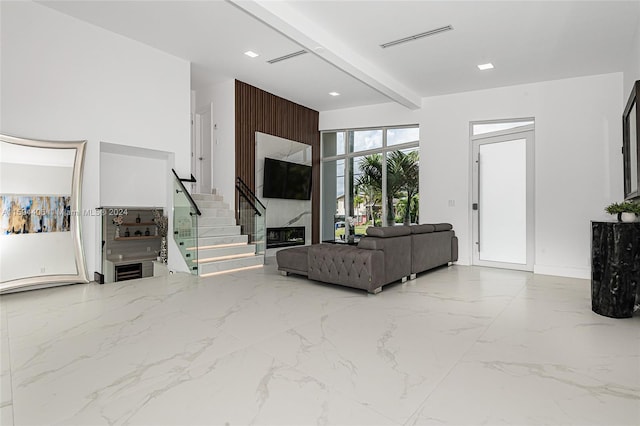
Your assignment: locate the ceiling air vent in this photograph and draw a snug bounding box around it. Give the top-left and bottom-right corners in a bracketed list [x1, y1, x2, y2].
[380, 25, 453, 49]
[267, 50, 308, 64]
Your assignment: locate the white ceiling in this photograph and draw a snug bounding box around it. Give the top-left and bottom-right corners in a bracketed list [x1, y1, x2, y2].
[39, 0, 640, 112]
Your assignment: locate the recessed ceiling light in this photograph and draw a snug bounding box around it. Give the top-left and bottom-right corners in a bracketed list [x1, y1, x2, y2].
[244, 51, 259, 58]
[477, 63, 494, 70]
[329, 92, 340, 97]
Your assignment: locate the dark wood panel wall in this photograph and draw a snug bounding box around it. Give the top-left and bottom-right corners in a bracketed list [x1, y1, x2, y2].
[235, 80, 321, 243]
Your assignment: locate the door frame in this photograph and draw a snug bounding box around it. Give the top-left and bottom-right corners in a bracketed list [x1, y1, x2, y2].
[194, 103, 214, 194]
[470, 121, 535, 271]
[191, 113, 200, 193]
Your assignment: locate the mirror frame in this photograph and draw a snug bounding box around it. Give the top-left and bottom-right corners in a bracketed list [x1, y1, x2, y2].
[0, 134, 89, 293]
[623, 80, 640, 200]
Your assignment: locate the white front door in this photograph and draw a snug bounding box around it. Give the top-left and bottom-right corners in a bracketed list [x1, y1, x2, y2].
[471, 123, 534, 271]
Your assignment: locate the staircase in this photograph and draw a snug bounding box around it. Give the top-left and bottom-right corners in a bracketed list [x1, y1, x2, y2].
[187, 192, 264, 277]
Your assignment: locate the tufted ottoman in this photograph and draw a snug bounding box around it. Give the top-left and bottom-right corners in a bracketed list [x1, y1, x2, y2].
[276, 245, 310, 277]
[307, 244, 385, 294]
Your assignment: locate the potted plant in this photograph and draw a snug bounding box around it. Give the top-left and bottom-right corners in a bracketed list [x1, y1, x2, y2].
[605, 200, 640, 222]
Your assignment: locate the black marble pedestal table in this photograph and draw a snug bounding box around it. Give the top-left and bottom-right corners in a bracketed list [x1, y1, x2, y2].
[591, 221, 640, 318]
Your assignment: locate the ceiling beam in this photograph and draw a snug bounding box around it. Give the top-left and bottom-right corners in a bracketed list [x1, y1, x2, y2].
[228, 0, 422, 110]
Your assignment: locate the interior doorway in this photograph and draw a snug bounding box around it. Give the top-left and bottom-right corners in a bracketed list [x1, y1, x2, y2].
[471, 120, 534, 271]
[194, 103, 213, 194]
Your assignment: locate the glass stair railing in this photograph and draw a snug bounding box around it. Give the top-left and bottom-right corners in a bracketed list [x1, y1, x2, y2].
[172, 169, 201, 274]
[235, 177, 266, 256]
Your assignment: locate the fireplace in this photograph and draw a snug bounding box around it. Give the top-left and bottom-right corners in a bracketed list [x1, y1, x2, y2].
[267, 227, 305, 249]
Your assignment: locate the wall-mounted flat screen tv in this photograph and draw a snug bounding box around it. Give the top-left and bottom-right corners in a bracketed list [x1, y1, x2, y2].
[263, 157, 312, 200]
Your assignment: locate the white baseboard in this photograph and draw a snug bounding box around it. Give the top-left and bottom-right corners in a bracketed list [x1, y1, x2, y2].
[533, 264, 590, 280]
[455, 257, 589, 280]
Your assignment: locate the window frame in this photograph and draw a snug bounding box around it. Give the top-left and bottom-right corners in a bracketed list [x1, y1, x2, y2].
[320, 125, 419, 235]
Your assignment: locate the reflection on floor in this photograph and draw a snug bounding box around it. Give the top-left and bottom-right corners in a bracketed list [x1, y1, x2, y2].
[1, 262, 638, 425]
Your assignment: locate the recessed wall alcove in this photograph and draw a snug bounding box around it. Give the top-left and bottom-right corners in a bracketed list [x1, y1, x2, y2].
[98, 142, 184, 274]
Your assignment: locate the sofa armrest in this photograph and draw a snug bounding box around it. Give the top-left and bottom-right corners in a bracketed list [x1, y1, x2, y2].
[359, 234, 412, 284]
[308, 244, 385, 293]
[451, 235, 458, 262]
[411, 230, 455, 274]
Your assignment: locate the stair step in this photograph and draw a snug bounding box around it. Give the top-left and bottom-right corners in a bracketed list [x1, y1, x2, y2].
[197, 252, 255, 264]
[195, 244, 256, 260]
[198, 216, 236, 227]
[177, 189, 259, 275]
[179, 239, 248, 252]
[199, 208, 234, 218]
[199, 255, 264, 276]
[198, 225, 241, 237]
[196, 200, 229, 209]
[191, 193, 224, 202]
[181, 235, 248, 248]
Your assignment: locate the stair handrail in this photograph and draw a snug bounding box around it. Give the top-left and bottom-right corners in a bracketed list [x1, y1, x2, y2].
[235, 177, 266, 255]
[235, 177, 266, 214]
[236, 186, 263, 217]
[172, 169, 202, 216]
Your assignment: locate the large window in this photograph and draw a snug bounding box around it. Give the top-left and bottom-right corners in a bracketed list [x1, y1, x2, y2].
[321, 126, 419, 241]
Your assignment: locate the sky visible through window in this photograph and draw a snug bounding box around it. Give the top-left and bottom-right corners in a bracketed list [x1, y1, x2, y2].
[388, 127, 419, 146]
[352, 130, 382, 152]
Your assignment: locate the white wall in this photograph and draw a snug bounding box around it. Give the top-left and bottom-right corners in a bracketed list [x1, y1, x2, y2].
[195, 80, 236, 203]
[0, 1, 191, 277]
[319, 73, 623, 279]
[100, 153, 167, 208]
[623, 4, 640, 97]
[421, 73, 622, 278]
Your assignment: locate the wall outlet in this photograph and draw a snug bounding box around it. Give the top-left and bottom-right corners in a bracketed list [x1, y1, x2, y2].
[147, 246, 151, 252]
[448, 200, 456, 207]
[40, 267, 45, 273]
[107, 249, 112, 255]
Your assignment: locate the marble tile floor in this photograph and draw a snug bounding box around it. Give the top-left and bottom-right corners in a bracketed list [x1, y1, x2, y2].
[0, 262, 638, 426]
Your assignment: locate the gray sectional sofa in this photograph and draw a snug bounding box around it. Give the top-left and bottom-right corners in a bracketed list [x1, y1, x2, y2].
[276, 223, 458, 294]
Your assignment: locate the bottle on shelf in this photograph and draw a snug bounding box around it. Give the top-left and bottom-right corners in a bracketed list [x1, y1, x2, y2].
[125, 227, 130, 237]
[145, 227, 150, 236]
[135, 214, 141, 223]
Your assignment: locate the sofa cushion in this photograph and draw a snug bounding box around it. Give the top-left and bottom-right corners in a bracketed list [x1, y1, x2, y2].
[433, 223, 453, 231]
[410, 224, 436, 234]
[357, 237, 384, 250]
[366, 225, 410, 238]
[276, 245, 310, 275]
